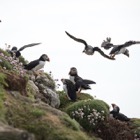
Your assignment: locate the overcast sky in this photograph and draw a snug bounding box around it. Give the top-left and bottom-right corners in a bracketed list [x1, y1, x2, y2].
[0, 0, 140, 118]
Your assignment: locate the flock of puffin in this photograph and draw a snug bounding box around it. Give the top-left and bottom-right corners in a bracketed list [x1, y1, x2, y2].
[6, 31, 140, 101]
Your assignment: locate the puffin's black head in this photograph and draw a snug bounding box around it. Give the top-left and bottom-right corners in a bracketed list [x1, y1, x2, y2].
[11, 46, 18, 52]
[61, 78, 66, 84]
[69, 67, 78, 76]
[124, 49, 129, 57]
[82, 49, 86, 53]
[39, 54, 50, 61]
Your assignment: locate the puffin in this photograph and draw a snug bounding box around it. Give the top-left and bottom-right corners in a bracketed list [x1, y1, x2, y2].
[65, 31, 115, 60]
[109, 40, 140, 58]
[101, 37, 140, 58]
[9, 43, 41, 58]
[69, 67, 96, 94]
[24, 54, 50, 71]
[61, 78, 77, 101]
[101, 37, 114, 50]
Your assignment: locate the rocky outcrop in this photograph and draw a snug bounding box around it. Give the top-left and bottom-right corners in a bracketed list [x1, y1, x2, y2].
[0, 122, 35, 140]
[34, 73, 60, 108]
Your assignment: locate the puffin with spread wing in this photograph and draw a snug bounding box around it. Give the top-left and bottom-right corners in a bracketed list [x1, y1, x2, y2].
[69, 67, 96, 94]
[101, 37, 140, 58]
[9, 43, 41, 58]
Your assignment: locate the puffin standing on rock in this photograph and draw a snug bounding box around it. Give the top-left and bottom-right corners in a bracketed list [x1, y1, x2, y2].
[24, 54, 50, 73]
[61, 78, 77, 101]
[69, 67, 96, 94]
[65, 31, 115, 60]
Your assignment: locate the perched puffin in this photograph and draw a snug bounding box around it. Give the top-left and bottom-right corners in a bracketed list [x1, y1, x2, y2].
[69, 67, 96, 94]
[24, 54, 50, 71]
[9, 43, 41, 58]
[61, 78, 77, 101]
[101, 37, 140, 58]
[65, 31, 115, 60]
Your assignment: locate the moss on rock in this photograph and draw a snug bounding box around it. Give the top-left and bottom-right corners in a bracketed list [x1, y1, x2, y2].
[66, 99, 109, 131]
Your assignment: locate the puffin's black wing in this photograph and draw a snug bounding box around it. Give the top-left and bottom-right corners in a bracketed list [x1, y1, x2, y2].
[18, 43, 41, 52]
[65, 79, 77, 101]
[109, 41, 140, 55]
[119, 40, 140, 49]
[75, 80, 91, 90]
[62, 79, 77, 101]
[116, 113, 130, 122]
[109, 45, 120, 55]
[93, 47, 115, 60]
[83, 79, 96, 84]
[24, 59, 39, 70]
[65, 31, 88, 47]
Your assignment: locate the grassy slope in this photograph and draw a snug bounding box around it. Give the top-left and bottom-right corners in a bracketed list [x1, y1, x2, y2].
[0, 88, 96, 140]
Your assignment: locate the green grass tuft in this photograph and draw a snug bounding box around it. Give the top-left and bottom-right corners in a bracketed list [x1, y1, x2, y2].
[0, 73, 8, 87]
[31, 108, 45, 118]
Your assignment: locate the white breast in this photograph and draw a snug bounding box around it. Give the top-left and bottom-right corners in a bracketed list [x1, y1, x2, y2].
[32, 61, 46, 71]
[69, 76, 75, 84]
[63, 84, 68, 94]
[86, 45, 94, 55]
[119, 48, 126, 54]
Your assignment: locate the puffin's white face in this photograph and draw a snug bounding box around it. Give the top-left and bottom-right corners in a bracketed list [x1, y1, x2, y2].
[40, 54, 50, 61]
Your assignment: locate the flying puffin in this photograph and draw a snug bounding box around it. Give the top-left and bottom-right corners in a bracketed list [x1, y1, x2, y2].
[24, 54, 50, 71]
[109, 41, 140, 58]
[61, 78, 77, 101]
[69, 67, 96, 94]
[65, 31, 115, 60]
[101, 37, 114, 50]
[9, 43, 41, 58]
[101, 37, 140, 58]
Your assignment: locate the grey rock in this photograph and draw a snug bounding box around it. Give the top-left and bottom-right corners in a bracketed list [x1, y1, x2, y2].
[34, 73, 60, 108]
[0, 122, 35, 140]
[27, 80, 39, 95]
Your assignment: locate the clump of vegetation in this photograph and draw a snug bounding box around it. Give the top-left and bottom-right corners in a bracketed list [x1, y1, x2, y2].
[0, 73, 8, 87]
[0, 49, 27, 77]
[66, 99, 109, 132]
[0, 85, 6, 122]
[0, 48, 10, 56]
[57, 91, 94, 111]
[95, 118, 134, 140]
[2, 71, 28, 95]
[31, 108, 45, 118]
[130, 118, 140, 139]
